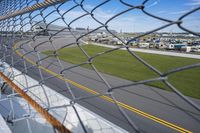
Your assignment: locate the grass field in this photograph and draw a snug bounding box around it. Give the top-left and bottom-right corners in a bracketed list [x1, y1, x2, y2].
[43, 45, 200, 99]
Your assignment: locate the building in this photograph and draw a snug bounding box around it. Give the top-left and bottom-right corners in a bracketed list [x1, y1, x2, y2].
[34, 22, 117, 36]
[138, 42, 150, 48]
[181, 46, 191, 52]
[166, 44, 175, 50]
[34, 22, 71, 36]
[174, 44, 186, 50]
[155, 42, 167, 49]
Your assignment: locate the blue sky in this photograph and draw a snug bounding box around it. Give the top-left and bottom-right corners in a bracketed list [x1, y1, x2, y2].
[44, 0, 200, 33]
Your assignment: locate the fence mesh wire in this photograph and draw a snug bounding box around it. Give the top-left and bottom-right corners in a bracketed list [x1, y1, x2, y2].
[0, 0, 200, 133]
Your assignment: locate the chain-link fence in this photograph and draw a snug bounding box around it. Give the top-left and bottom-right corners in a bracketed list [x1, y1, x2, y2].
[0, 0, 200, 133]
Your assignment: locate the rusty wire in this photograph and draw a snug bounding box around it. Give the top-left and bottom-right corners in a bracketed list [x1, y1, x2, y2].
[0, 71, 70, 133]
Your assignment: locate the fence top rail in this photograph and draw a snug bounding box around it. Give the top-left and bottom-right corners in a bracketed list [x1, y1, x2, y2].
[0, 0, 67, 21]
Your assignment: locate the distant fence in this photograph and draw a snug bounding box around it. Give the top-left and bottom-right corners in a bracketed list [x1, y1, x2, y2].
[0, 0, 200, 133]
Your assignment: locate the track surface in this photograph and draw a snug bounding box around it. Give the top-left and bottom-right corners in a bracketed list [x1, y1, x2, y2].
[3, 36, 200, 133]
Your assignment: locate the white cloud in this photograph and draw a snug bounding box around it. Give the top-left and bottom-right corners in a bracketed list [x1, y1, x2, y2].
[53, 7, 165, 32]
[84, 4, 94, 10]
[146, 0, 160, 8]
[156, 11, 167, 14]
[185, 0, 200, 6]
[49, 3, 200, 33]
[168, 10, 189, 15]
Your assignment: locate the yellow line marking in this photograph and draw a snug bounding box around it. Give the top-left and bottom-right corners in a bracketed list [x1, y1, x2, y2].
[13, 43, 192, 133]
